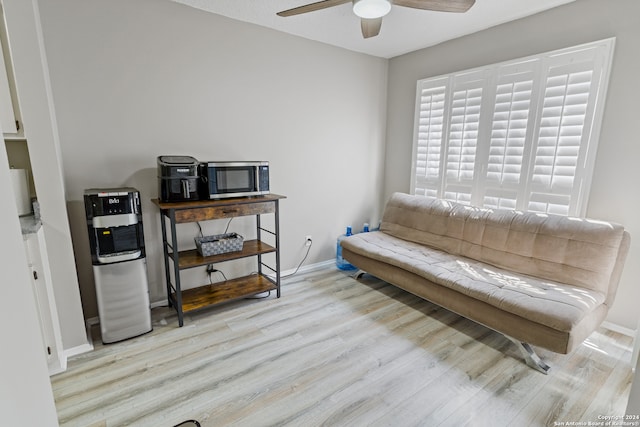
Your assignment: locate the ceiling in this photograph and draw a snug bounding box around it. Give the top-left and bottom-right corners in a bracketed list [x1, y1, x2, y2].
[171, 0, 576, 58]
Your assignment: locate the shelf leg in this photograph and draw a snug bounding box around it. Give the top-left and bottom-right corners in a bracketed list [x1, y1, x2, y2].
[169, 209, 184, 327]
[256, 214, 262, 278]
[159, 211, 172, 309]
[275, 200, 281, 298]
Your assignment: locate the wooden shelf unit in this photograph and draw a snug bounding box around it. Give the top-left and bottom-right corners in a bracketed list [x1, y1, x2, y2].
[152, 194, 285, 326]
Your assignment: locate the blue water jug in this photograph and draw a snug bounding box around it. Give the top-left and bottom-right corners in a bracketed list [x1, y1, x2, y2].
[336, 226, 357, 271]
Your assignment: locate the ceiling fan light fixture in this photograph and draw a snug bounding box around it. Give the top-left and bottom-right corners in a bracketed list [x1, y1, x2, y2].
[352, 0, 391, 19]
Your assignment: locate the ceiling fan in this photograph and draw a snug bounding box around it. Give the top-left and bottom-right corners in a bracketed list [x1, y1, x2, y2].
[277, 0, 476, 39]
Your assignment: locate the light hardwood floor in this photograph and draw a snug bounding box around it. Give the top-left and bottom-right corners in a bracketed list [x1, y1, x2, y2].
[51, 268, 634, 427]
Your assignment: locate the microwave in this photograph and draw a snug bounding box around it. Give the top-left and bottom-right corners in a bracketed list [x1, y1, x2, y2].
[200, 161, 270, 199]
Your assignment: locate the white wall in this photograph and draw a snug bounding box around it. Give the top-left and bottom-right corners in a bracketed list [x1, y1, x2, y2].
[36, 0, 388, 317]
[0, 86, 58, 425]
[4, 0, 89, 355]
[629, 327, 640, 414]
[385, 0, 640, 331]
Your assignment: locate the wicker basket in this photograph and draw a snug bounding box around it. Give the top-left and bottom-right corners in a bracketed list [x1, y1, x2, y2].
[195, 232, 244, 257]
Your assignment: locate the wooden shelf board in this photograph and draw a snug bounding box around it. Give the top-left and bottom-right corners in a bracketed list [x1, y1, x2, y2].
[176, 274, 277, 313]
[172, 239, 275, 269]
[151, 194, 286, 211]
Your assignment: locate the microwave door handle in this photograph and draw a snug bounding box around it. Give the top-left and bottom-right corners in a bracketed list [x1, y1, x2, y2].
[255, 168, 260, 191]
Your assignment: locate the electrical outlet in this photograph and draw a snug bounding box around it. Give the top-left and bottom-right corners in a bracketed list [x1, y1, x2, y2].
[206, 264, 216, 273]
[305, 235, 312, 246]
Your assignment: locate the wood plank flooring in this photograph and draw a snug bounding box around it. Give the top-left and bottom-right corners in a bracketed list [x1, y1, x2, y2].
[51, 268, 634, 427]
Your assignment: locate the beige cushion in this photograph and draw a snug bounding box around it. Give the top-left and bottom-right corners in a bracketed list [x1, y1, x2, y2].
[380, 193, 627, 303]
[342, 231, 604, 332]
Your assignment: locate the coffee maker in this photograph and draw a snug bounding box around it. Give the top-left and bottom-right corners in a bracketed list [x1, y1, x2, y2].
[84, 188, 152, 343]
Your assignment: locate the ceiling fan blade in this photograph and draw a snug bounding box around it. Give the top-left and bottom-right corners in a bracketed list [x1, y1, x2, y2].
[361, 18, 382, 38]
[393, 0, 475, 13]
[277, 0, 351, 17]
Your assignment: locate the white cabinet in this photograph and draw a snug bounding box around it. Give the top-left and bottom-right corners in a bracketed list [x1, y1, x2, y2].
[23, 228, 65, 375]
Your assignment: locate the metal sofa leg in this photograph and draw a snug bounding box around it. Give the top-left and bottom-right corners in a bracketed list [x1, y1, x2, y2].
[352, 269, 366, 279]
[505, 336, 551, 374]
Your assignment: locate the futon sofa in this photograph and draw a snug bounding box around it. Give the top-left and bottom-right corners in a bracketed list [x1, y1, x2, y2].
[340, 193, 630, 372]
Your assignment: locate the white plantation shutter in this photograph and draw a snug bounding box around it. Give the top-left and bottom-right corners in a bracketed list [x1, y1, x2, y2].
[411, 38, 614, 217]
[411, 72, 489, 205]
[483, 60, 538, 210]
[413, 78, 448, 198]
[528, 69, 592, 215]
[525, 43, 609, 215]
[443, 74, 484, 205]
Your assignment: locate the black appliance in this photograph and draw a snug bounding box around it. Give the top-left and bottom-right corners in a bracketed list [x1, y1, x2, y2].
[84, 189, 145, 264]
[157, 155, 200, 202]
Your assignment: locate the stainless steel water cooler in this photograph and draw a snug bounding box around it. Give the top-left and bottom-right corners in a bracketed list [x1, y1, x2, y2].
[84, 188, 152, 343]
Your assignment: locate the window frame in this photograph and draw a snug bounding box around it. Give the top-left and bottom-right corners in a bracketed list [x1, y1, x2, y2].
[410, 38, 615, 217]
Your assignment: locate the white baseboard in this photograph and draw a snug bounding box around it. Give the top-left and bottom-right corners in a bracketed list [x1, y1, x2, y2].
[48, 362, 66, 376]
[60, 318, 95, 367]
[601, 321, 636, 337]
[600, 322, 638, 369]
[64, 342, 93, 359]
[281, 259, 335, 277]
[150, 300, 167, 309]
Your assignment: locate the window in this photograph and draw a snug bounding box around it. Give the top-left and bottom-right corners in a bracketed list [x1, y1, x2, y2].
[410, 38, 615, 217]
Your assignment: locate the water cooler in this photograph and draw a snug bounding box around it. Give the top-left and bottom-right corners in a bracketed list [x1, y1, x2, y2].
[84, 188, 152, 343]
